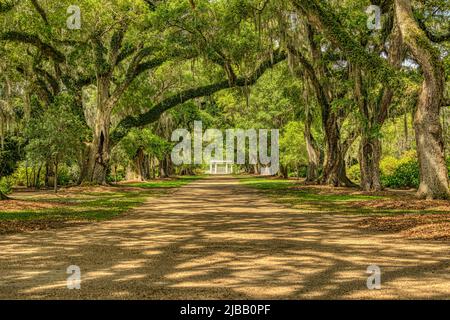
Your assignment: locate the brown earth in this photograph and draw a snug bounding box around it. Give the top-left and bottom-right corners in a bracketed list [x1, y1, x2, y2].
[0, 176, 448, 299]
[0, 199, 68, 212]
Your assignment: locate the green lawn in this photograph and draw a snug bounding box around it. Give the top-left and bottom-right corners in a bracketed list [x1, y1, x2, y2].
[0, 176, 202, 222]
[236, 176, 444, 216]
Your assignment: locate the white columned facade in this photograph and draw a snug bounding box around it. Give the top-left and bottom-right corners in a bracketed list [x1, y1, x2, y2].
[209, 160, 233, 174]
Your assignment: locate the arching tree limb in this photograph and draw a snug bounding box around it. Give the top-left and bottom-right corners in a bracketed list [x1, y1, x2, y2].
[0, 31, 65, 63]
[110, 50, 287, 146]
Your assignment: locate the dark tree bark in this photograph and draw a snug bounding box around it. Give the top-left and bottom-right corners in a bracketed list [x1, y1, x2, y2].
[35, 164, 42, 190]
[395, 0, 449, 199]
[135, 148, 151, 181]
[90, 77, 112, 184]
[321, 117, 355, 187]
[279, 165, 289, 179]
[54, 161, 58, 193]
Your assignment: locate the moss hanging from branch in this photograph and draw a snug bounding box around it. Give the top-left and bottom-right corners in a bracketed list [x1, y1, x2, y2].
[110, 49, 287, 146]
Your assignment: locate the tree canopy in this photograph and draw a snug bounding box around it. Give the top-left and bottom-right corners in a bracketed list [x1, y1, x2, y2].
[0, 0, 449, 199]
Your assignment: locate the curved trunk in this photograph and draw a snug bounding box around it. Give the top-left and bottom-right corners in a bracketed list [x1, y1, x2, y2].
[395, 0, 449, 199]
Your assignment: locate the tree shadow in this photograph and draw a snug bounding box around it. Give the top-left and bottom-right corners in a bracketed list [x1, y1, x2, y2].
[0, 176, 448, 299]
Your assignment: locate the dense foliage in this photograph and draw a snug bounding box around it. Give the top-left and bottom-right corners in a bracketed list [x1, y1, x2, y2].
[0, 0, 449, 198]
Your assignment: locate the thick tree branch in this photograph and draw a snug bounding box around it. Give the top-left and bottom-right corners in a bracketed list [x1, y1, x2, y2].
[0, 31, 65, 63]
[287, 44, 330, 120]
[110, 50, 287, 146]
[416, 17, 450, 43]
[0, 0, 17, 13]
[30, 0, 49, 25]
[292, 0, 397, 84]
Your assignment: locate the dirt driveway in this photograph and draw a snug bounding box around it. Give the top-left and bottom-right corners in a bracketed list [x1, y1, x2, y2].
[0, 176, 448, 299]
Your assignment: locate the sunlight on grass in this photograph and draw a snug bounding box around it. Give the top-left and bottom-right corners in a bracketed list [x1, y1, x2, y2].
[0, 176, 203, 222]
[238, 176, 383, 202]
[235, 176, 430, 216]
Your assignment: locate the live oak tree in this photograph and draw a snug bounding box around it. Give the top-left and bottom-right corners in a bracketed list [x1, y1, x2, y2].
[1, 0, 285, 184]
[1, 0, 183, 184]
[394, 0, 449, 199]
[290, 0, 449, 198]
[349, 2, 405, 191]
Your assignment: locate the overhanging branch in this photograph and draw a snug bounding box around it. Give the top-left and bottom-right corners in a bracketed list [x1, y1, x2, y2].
[0, 31, 65, 63]
[110, 50, 287, 146]
[417, 17, 450, 43]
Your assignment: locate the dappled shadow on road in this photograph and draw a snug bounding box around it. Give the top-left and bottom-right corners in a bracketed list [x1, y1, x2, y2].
[0, 176, 448, 299]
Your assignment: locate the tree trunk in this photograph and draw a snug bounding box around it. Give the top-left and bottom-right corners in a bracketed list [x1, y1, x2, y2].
[279, 165, 289, 179]
[403, 113, 409, 152]
[45, 162, 50, 188]
[32, 166, 36, 188]
[135, 148, 146, 181]
[359, 137, 382, 191]
[321, 116, 355, 187]
[164, 154, 173, 177]
[25, 160, 29, 188]
[135, 154, 143, 182]
[355, 21, 403, 192]
[79, 76, 112, 185]
[81, 116, 111, 184]
[395, 0, 449, 199]
[288, 27, 353, 187]
[54, 162, 58, 193]
[159, 158, 168, 178]
[35, 164, 42, 190]
[150, 157, 155, 179]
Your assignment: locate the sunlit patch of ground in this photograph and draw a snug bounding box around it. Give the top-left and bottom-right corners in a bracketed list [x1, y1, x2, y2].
[238, 175, 450, 240]
[0, 176, 201, 234]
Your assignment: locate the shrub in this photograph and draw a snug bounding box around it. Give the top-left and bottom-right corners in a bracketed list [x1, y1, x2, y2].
[382, 160, 419, 189]
[0, 177, 13, 195]
[11, 165, 35, 186]
[349, 151, 421, 189]
[347, 164, 361, 182]
[379, 156, 400, 177]
[54, 164, 80, 186]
